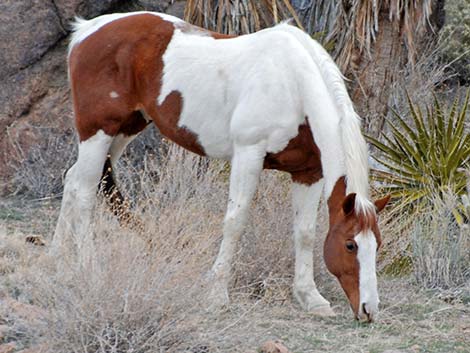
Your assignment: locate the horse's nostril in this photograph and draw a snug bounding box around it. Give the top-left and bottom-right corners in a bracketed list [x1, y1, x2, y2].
[362, 303, 373, 322]
[362, 302, 368, 315]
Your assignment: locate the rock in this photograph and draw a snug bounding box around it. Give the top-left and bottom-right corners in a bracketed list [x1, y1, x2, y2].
[0, 0, 180, 195]
[0, 0, 123, 194]
[0, 0, 65, 80]
[167, 0, 186, 17]
[260, 340, 292, 353]
[54, 0, 121, 23]
[25, 236, 46, 246]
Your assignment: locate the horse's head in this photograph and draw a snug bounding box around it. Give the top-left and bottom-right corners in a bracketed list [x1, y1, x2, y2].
[324, 178, 389, 322]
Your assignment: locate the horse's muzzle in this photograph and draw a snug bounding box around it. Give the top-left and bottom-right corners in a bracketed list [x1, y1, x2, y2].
[356, 302, 377, 323]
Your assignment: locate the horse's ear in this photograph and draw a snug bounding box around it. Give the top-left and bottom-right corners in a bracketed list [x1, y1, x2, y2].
[375, 195, 391, 213]
[342, 193, 356, 216]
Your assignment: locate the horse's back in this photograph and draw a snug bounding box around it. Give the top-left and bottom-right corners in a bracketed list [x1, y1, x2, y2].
[68, 12, 317, 163]
[159, 27, 313, 157]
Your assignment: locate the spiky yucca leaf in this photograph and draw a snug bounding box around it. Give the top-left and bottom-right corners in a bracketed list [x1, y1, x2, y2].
[367, 92, 470, 214]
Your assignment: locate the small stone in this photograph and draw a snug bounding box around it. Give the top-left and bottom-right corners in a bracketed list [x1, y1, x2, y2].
[25, 236, 45, 246]
[0, 343, 16, 353]
[260, 340, 291, 353]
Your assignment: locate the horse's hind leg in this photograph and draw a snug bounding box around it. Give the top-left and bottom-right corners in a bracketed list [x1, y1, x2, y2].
[100, 130, 146, 226]
[292, 179, 334, 316]
[209, 143, 266, 307]
[52, 130, 113, 253]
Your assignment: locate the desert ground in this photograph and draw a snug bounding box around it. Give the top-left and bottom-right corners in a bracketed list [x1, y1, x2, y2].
[1, 149, 468, 353]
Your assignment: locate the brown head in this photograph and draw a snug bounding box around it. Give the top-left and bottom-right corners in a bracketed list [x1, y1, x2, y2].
[324, 177, 389, 322]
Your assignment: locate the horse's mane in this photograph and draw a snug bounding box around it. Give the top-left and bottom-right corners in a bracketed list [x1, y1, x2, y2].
[275, 24, 375, 216]
[310, 42, 374, 215]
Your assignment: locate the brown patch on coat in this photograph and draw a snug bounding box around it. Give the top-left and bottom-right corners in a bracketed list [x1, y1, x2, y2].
[150, 91, 205, 156]
[68, 14, 208, 155]
[264, 120, 323, 184]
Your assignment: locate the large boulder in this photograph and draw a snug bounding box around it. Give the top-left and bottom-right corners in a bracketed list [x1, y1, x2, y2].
[0, 0, 185, 195]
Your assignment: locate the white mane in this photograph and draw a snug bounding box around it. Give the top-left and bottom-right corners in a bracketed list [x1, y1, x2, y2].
[274, 24, 375, 215]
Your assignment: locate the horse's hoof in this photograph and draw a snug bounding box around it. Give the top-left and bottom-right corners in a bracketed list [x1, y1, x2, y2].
[204, 271, 230, 311]
[207, 285, 230, 311]
[309, 304, 336, 317]
[294, 287, 333, 315]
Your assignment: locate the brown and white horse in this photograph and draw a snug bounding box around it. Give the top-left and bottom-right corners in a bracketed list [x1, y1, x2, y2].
[53, 11, 389, 322]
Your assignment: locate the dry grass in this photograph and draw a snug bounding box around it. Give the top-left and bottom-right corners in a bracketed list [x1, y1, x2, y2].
[387, 40, 458, 114]
[0, 144, 469, 353]
[6, 126, 77, 198]
[411, 193, 469, 291]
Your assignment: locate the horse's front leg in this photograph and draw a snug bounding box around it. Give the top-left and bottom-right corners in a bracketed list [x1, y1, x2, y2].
[208, 143, 266, 307]
[292, 179, 335, 316]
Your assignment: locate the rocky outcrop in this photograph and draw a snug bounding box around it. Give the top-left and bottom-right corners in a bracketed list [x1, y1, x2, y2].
[0, 0, 185, 195]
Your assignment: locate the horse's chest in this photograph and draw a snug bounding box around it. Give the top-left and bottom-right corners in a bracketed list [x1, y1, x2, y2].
[264, 122, 323, 184]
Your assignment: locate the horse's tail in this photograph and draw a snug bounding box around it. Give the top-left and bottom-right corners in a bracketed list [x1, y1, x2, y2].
[99, 156, 144, 231]
[68, 17, 93, 55]
[276, 24, 373, 212]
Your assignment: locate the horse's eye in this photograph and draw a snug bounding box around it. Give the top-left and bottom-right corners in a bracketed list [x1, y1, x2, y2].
[345, 240, 357, 252]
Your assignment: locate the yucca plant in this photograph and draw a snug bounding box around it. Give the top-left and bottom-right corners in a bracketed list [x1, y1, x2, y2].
[367, 91, 470, 216]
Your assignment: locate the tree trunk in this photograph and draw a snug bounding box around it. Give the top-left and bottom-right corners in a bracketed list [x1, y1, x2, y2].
[349, 8, 403, 136]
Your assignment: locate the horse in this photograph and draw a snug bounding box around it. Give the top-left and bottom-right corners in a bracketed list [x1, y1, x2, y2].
[53, 11, 390, 322]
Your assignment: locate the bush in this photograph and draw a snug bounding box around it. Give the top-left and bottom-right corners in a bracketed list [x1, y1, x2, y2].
[411, 192, 469, 291]
[367, 92, 470, 215]
[8, 127, 77, 198]
[2, 144, 306, 352]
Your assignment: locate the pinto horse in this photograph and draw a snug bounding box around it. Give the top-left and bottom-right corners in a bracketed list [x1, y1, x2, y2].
[53, 11, 389, 322]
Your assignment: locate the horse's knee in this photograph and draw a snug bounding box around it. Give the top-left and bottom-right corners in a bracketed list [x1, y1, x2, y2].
[296, 224, 316, 248]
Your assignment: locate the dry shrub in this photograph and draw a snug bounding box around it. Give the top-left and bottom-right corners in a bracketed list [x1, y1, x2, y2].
[411, 192, 470, 291]
[7, 127, 77, 198]
[388, 39, 455, 114]
[232, 172, 294, 302]
[5, 125, 163, 199]
[1, 146, 225, 352]
[23, 236, 212, 353]
[117, 144, 303, 302]
[2, 144, 318, 352]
